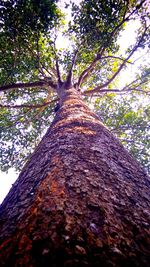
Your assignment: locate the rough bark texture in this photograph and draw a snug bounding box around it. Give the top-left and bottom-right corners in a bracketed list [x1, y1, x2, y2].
[0, 87, 150, 267]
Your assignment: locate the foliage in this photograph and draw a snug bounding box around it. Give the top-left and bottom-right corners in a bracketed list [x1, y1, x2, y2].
[94, 92, 150, 173]
[0, 0, 149, 173]
[70, 0, 126, 48]
[0, 0, 61, 85]
[0, 98, 55, 171]
[0, 0, 59, 34]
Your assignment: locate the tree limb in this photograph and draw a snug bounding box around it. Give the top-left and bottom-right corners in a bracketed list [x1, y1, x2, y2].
[83, 87, 149, 96]
[77, 47, 105, 87]
[52, 39, 62, 86]
[0, 98, 58, 109]
[56, 58, 62, 85]
[38, 62, 57, 80]
[66, 49, 79, 87]
[77, 16, 129, 87]
[122, 72, 149, 91]
[84, 25, 149, 95]
[101, 55, 133, 64]
[77, 0, 146, 88]
[109, 0, 146, 39]
[24, 39, 57, 80]
[0, 80, 57, 93]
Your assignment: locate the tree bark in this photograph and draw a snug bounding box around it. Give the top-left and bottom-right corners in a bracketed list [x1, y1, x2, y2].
[0, 87, 150, 267]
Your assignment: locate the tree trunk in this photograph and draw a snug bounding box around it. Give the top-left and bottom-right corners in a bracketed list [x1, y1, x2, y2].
[0, 87, 150, 267]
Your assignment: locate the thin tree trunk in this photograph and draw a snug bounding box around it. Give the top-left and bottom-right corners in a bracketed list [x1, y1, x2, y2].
[0, 87, 150, 267]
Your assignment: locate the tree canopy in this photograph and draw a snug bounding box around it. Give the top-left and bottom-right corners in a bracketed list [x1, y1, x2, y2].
[0, 0, 149, 173]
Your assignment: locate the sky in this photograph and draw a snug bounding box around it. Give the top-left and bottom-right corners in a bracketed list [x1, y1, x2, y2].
[0, 1, 149, 204]
[0, 169, 18, 203]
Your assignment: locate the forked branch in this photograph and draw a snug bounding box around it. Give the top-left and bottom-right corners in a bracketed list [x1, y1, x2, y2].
[84, 25, 149, 95]
[77, 0, 146, 88]
[77, 47, 105, 87]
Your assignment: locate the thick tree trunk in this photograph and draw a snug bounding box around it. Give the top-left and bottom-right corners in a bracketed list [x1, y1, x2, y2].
[0, 87, 150, 267]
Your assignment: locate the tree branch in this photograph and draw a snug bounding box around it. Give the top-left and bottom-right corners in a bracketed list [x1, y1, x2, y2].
[77, 30, 120, 88]
[77, 10, 132, 87]
[38, 62, 57, 80]
[24, 38, 57, 80]
[77, 47, 105, 87]
[77, 0, 146, 89]
[109, 0, 146, 39]
[52, 39, 62, 86]
[66, 49, 79, 87]
[84, 87, 149, 96]
[56, 58, 62, 85]
[101, 55, 133, 64]
[0, 80, 57, 93]
[0, 99, 58, 109]
[84, 25, 149, 95]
